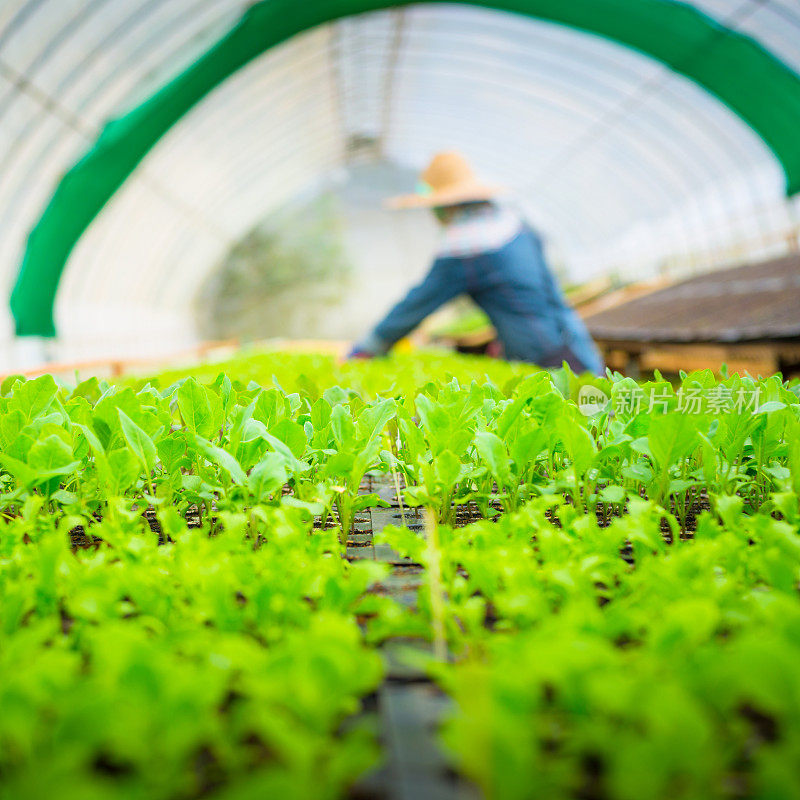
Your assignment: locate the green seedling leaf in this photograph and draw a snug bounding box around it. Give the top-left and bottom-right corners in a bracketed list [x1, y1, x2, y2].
[192, 434, 247, 486]
[118, 409, 156, 476]
[555, 415, 596, 475]
[0, 373, 23, 396]
[330, 404, 356, 448]
[323, 385, 349, 406]
[247, 452, 287, 501]
[270, 418, 308, 459]
[212, 372, 235, 416]
[7, 374, 59, 423]
[157, 432, 189, 474]
[648, 412, 700, 470]
[71, 376, 103, 404]
[28, 434, 80, 477]
[0, 450, 37, 487]
[260, 429, 307, 473]
[599, 485, 626, 504]
[177, 378, 222, 439]
[757, 400, 786, 414]
[356, 398, 397, 444]
[352, 493, 390, 512]
[435, 450, 462, 488]
[0, 409, 25, 449]
[51, 489, 79, 506]
[475, 431, 511, 486]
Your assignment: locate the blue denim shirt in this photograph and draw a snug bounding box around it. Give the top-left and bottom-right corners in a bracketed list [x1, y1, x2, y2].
[358, 214, 604, 375]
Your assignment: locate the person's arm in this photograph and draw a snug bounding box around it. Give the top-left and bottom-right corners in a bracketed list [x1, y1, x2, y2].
[351, 258, 461, 356]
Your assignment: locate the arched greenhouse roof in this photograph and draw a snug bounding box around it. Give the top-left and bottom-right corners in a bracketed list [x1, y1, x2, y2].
[1, 0, 800, 348]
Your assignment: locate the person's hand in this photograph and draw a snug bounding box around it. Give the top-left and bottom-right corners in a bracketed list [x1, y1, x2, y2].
[347, 347, 374, 360]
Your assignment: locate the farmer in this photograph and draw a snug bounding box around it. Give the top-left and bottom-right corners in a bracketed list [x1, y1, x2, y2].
[349, 152, 604, 375]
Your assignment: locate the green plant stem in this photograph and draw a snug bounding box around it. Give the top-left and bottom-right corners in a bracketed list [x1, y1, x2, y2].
[386, 435, 406, 527]
[424, 509, 447, 663]
[335, 494, 352, 549]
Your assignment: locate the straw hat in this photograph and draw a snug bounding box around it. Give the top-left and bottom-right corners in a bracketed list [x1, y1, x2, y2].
[386, 151, 505, 209]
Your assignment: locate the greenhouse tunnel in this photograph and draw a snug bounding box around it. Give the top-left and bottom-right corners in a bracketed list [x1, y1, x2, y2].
[1, 0, 800, 368]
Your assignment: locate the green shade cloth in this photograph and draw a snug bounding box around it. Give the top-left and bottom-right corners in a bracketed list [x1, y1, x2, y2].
[10, 0, 800, 337]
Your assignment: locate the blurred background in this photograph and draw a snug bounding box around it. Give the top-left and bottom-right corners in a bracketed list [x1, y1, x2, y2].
[1, 0, 799, 375]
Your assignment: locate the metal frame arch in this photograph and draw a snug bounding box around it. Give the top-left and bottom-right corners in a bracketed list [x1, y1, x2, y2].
[9, 0, 800, 336]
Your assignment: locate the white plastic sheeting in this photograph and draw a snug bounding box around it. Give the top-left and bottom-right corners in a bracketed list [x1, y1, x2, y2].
[0, 0, 797, 363]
